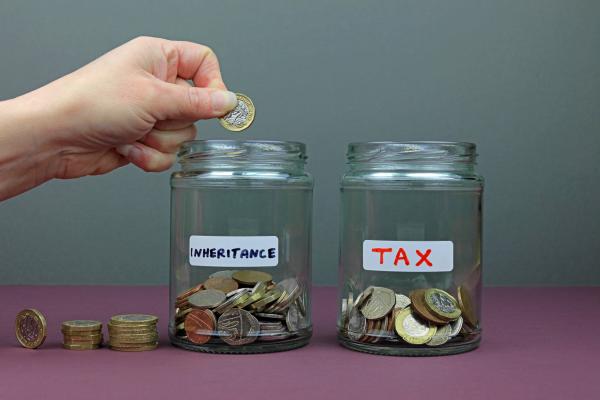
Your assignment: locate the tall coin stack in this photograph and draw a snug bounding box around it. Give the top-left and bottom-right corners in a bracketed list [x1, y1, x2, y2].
[61, 320, 103, 350]
[108, 314, 159, 352]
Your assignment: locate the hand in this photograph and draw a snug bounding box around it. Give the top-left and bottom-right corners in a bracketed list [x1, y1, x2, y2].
[2, 36, 236, 185]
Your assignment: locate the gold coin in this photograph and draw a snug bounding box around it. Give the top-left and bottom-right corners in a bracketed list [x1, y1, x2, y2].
[218, 93, 255, 132]
[15, 309, 47, 349]
[61, 320, 102, 331]
[409, 289, 448, 325]
[204, 277, 239, 294]
[110, 314, 158, 326]
[63, 333, 103, 341]
[457, 286, 478, 328]
[424, 288, 462, 321]
[232, 270, 273, 285]
[394, 308, 436, 345]
[109, 343, 158, 352]
[63, 343, 101, 350]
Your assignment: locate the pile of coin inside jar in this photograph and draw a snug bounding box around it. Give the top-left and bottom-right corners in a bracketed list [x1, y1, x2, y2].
[340, 286, 478, 347]
[174, 270, 309, 347]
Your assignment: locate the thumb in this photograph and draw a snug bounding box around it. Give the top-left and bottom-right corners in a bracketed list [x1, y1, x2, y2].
[152, 82, 237, 121]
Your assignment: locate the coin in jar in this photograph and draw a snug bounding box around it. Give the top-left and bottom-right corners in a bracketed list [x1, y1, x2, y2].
[424, 288, 462, 321]
[203, 277, 239, 294]
[409, 289, 448, 325]
[188, 289, 226, 309]
[394, 308, 436, 345]
[15, 309, 47, 349]
[217, 309, 260, 346]
[360, 287, 396, 319]
[346, 308, 366, 341]
[218, 93, 255, 132]
[426, 323, 452, 346]
[232, 270, 272, 285]
[184, 309, 216, 345]
[457, 285, 478, 328]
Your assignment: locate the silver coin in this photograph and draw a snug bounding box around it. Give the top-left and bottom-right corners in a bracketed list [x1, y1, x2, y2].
[226, 288, 247, 297]
[295, 291, 307, 317]
[258, 332, 292, 341]
[449, 315, 463, 338]
[213, 288, 250, 314]
[255, 312, 285, 320]
[273, 278, 301, 311]
[259, 322, 284, 331]
[394, 293, 411, 309]
[347, 308, 366, 341]
[360, 287, 396, 319]
[209, 270, 238, 279]
[354, 287, 374, 310]
[340, 298, 348, 328]
[427, 323, 452, 346]
[222, 97, 250, 126]
[285, 303, 300, 332]
[217, 309, 260, 346]
[347, 292, 354, 316]
[188, 289, 226, 309]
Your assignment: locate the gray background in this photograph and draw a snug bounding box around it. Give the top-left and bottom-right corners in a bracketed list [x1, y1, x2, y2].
[1, 1, 599, 286]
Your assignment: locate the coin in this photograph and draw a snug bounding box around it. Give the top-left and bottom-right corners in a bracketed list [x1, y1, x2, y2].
[61, 320, 102, 332]
[109, 343, 158, 352]
[249, 289, 282, 312]
[457, 286, 478, 328]
[110, 314, 158, 326]
[232, 270, 272, 285]
[204, 277, 239, 294]
[394, 294, 411, 309]
[354, 287, 374, 309]
[188, 289, 226, 309]
[251, 281, 268, 296]
[449, 315, 464, 338]
[360, 287, 396, 319]
[15, 309, 47, 349]
[217, 309, 260, 346]
[63, 343, 101, 350]
[213, 288, 250, 314]
[255, 312, 285, 320]
[424, 288, 462, 321]
[394, 308, 436, 345]
[218, 93, 255, 132]
[340, 298, 348, 328]
[347, 308, 366, 341]
[209, 270, 239, 279]
[409, 289, 448, 325]
[285, 303, 301, 332]
[176, 283, 203, 301]
[426, 323, 452, 346]
[63, 333, 103, 342]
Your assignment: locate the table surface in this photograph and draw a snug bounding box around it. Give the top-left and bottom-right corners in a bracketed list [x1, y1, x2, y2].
[1, 286, 598, 399]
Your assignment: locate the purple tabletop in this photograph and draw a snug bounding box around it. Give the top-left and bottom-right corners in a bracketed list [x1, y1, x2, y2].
[0, 286, 598, 399]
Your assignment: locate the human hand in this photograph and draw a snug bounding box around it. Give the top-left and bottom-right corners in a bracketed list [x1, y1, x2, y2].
[9, 36, 237, 179]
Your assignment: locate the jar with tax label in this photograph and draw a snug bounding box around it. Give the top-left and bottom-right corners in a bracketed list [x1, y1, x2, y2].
[337, 142, 483, 356]
[170, 140, 312, 353]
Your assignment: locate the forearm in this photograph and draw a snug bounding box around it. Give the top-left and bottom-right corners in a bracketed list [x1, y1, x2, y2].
[0, 96, 60, 201]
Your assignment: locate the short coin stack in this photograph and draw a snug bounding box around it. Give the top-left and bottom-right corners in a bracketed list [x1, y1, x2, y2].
[341, 286, 477, 347]
[108, 314, 159, 352]
[61, 320, 103, 350]
[174, 270, 309, 348]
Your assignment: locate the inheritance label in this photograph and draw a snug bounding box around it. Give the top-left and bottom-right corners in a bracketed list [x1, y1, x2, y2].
[189, 235, 279, 267]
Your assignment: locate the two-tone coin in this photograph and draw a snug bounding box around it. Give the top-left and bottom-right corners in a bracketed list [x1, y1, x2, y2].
[394, 308, 436, 345]
[424, 288, 462, 322]
[218, 93, 255, 132]
[15, 309, 47, 349]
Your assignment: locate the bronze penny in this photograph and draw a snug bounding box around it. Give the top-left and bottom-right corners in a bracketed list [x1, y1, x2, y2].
[204, 277, 239, 294]
[217, 309, 260, 346]
[184, 309, 216, 345]
[409, 289, 448, 325]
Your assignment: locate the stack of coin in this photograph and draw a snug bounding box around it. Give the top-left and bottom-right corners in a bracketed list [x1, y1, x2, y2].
[108, 314, 159, 352]
[61, 320, 103, 350]
[174, 270, 309, 347]
[341, 286, 477, 347]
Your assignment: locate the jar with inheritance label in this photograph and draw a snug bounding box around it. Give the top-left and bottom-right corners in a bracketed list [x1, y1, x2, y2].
[170, 140, 313, 353]
[337, 142, 483, 356]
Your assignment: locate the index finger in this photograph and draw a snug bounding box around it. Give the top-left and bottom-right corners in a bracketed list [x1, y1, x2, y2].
[172, 41, 227, 90]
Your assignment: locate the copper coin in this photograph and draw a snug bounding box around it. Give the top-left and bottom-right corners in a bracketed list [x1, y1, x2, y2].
[204, 277, 239, 294]
[409, 289, 448, 325]
[184, 309, 216, 345]
[176, 283, 204, 302]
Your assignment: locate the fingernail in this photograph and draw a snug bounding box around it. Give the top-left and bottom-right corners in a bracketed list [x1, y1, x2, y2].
[116, 144, 142, 160]
[210, 90, 237, 113]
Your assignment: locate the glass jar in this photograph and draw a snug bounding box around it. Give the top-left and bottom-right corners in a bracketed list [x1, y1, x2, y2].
[170, 140, 313, 353]
[337, 142, 483, 356]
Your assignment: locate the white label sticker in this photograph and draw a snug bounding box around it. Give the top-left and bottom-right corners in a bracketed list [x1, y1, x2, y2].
[189, 235, 279, 267]
[362, 240, 453, 272]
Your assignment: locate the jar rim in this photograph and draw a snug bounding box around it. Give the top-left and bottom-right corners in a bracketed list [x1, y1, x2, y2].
[347, 141, 477, 164]
[178, 139, 307, 163]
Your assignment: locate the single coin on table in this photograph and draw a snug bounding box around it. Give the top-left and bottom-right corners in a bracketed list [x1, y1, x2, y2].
[15, 309, 47, 349]
[218, 93, 255, 132]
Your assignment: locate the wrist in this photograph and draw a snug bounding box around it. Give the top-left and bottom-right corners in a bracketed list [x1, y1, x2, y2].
[0, 96, 61, 200]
